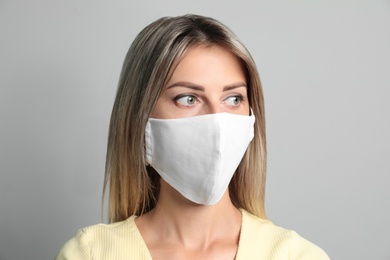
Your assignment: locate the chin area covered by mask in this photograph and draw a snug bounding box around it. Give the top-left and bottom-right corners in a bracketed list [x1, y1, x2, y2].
[145, 111, 255, 205]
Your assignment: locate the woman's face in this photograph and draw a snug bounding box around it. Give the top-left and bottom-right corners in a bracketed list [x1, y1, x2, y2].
[151, 46, 249, 119]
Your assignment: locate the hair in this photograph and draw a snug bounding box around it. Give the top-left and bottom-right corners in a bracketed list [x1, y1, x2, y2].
[103, 14, 267, 223]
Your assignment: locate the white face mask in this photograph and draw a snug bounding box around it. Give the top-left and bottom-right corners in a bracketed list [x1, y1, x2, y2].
[145, 112, 255, 205]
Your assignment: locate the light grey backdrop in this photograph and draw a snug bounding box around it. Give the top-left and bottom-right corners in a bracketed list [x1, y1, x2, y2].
[1, 1, 389, 259]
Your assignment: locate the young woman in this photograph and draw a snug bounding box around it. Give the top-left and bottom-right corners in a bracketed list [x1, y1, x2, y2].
[56, 14, 329, 259]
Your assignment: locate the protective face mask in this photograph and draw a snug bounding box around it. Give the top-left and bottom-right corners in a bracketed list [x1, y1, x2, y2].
[145, 112, 255, 205]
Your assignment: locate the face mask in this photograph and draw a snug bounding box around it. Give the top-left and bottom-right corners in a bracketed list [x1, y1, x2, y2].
[145, 112, 255, 205]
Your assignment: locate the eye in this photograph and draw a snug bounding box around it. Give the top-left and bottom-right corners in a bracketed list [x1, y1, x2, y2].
[175, 95, 198, 106]
[224, 95, 243, 107]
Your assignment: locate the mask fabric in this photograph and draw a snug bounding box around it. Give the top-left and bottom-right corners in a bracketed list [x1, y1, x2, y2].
[145, 112, 255, 205]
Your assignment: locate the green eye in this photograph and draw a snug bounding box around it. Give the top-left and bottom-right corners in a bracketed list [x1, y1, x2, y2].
[225, 96, 242, 106]
[176, 95, 197, 106]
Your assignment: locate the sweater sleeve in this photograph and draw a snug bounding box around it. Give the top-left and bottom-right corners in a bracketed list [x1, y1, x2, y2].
[289, 231, 330, 260]
[55, 229, 91, 260]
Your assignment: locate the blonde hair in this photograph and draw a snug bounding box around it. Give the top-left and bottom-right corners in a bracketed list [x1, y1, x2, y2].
[103, 14, 267, 223]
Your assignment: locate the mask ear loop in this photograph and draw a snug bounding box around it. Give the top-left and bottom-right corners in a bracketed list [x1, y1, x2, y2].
[250, 107, 254, 116]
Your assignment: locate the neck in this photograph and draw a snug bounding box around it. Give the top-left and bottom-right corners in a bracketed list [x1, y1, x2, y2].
[137, 179, 241, 249]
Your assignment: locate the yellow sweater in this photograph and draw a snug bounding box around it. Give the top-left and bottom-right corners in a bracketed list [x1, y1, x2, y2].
[56, 209, 329, 259]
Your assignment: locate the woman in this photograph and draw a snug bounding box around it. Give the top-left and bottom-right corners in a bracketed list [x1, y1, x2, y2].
[56, 14, 329, 259]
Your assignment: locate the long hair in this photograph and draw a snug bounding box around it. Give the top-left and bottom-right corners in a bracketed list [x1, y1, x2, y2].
[103, 14, 267, 223]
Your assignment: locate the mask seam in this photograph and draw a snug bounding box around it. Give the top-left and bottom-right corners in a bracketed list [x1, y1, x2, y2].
[206, 114, 223, 204]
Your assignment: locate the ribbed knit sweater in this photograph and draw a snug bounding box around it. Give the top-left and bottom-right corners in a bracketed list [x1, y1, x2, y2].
[56, 209, 329, 259]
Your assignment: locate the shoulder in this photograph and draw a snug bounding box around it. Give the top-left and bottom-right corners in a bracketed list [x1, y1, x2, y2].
[55, 216, 150, 260]
[237, 209, 330, 260]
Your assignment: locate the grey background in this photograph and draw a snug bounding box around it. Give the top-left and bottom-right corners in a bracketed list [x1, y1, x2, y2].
[1, 1, 389, 259]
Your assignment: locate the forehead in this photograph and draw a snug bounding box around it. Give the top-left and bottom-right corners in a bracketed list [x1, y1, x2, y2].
[167, 45, 246, 87]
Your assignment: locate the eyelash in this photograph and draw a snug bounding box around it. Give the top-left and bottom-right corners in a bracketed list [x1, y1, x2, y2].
[225, 95, 244, 106]
[173, 94, 245, 107]
[174, 94, 199, 106]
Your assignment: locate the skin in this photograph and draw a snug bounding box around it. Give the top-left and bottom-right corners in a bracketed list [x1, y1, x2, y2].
[135, 45, 250, 259]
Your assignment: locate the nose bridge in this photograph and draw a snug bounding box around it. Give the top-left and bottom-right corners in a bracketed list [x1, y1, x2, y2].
[205, 98, 223, 115]
[210, 104, 222, 114]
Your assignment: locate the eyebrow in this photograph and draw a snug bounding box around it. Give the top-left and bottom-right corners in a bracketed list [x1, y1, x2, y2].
[167, 81, 247, 91]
